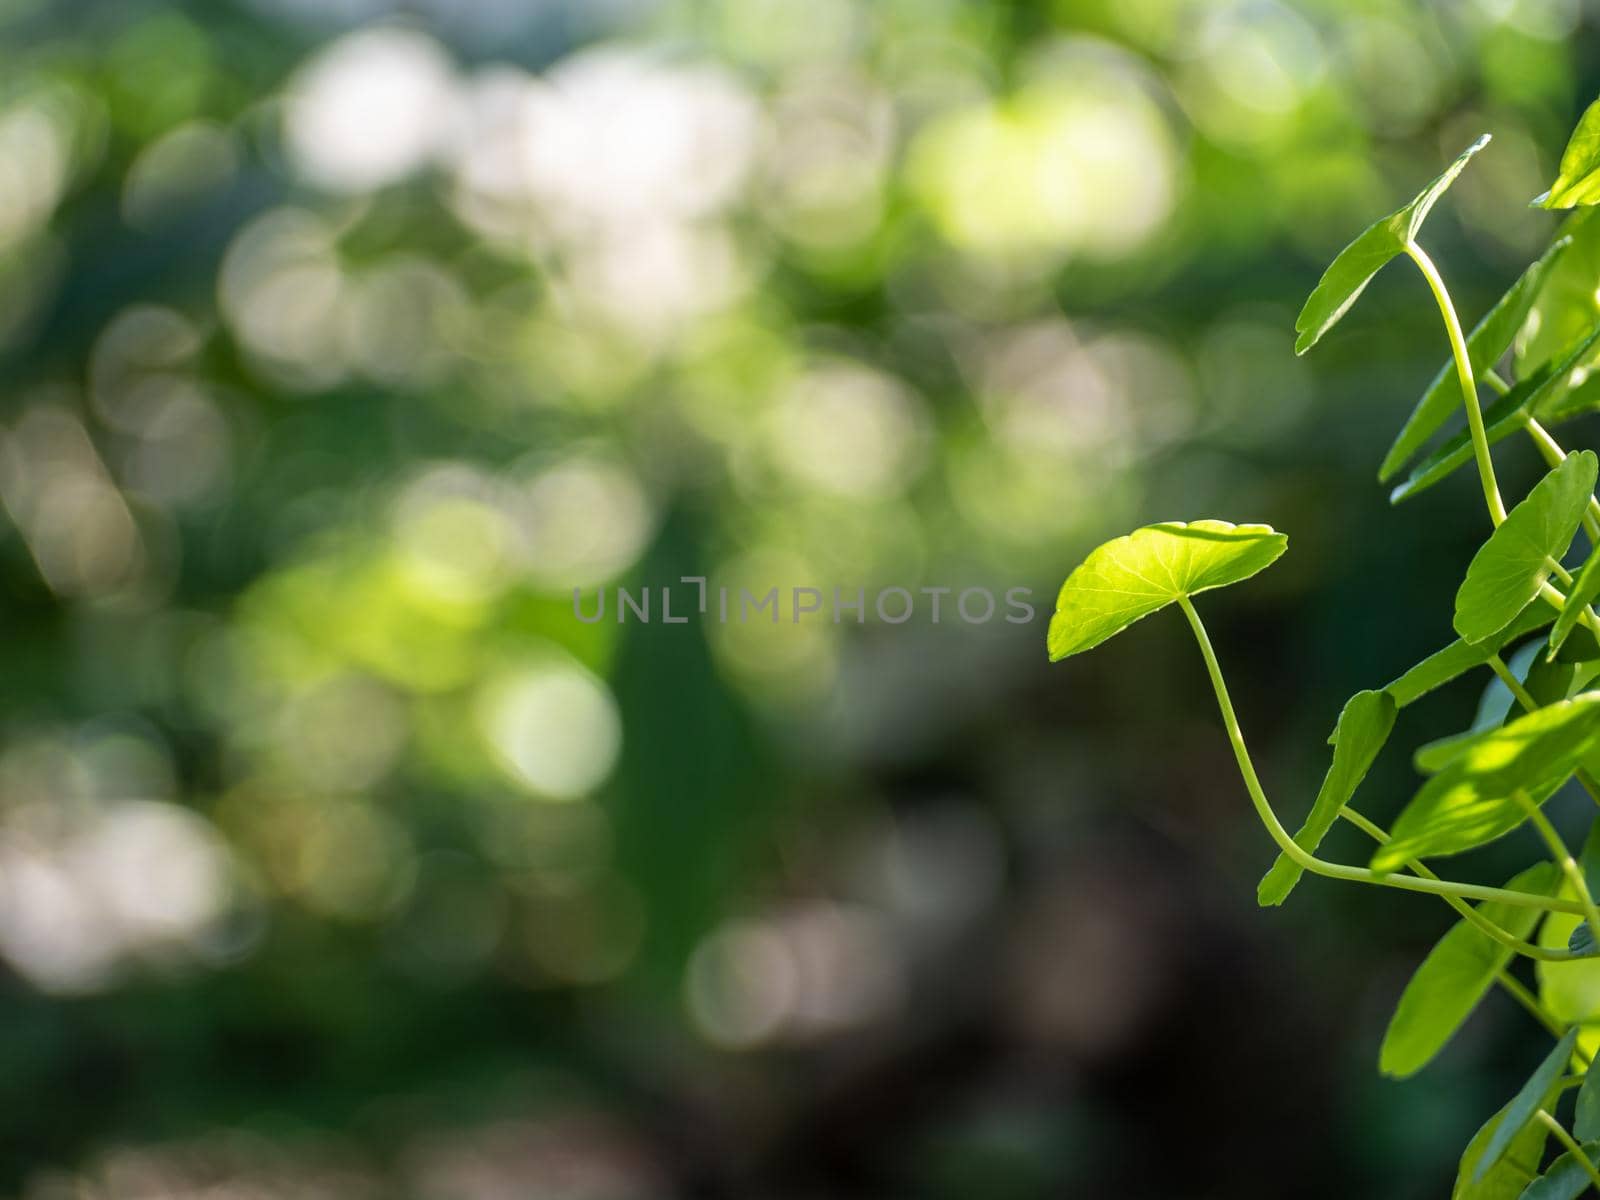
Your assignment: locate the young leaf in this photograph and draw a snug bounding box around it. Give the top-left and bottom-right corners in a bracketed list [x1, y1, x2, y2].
[1378, 863, 1559, 1079]
[1389, 377, 1540, 506]
[1456, 1099, 1556, 1200]
[1371, 695, 1600, 872]
[1047, 520, 1287, 662]
[1453, 452, 1599, 644]
[1552, 548, 1600, 659]
[1384, 606, 1555, 709]
[1522, 1142, 1600, 1200]
[1536, 97, 1600, 209]
[1473, 1028, 1580, 1183]
[1257, 689, 1396, 906]
[1569, 922, 1598, 957]
[1380, 237, 1572, 482]
[1295, 136, 1490, 355]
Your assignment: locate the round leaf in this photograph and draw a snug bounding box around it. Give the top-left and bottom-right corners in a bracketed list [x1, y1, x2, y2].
[1453, 451, 1599, 645]
[1047, 520, 1287, 662]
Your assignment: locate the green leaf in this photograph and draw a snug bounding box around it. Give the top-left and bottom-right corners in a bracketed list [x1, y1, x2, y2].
[1389, 377, 1542, 506]
[1047, 520, 1287, 662]
[1295, 136, 1490, 356]
[1569, 922, 1598, 956]
[1553, 549, 1600, 660]
[1519, 1141, 1600, 1200]
[1385, 607, 1555, 709]
[1517, 213, 1600, 376]
[1415, 728, 1484, 774]
[1453, 452, 1599, 645]
[1379, 863, 1559, 1078]
[1381, 236, 1572, 481]
[1536, 98, 1600, 209]
[1257, 690, 1396, 906]
[1371, 695, 1600, 872]
[1577, 1040, 1600, 1141]
[1456, 1094, 1558, 1200]
[1529, 325, 1600, 425]
[1475, 1027, 1581, 1183]
[1416, 642, 1581, 773]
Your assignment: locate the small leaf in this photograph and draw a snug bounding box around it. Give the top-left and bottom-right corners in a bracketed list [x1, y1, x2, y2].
[1385, 606, 1555, 709]
[1381, 237, 1572, 481]
[1295, 136, 1490, 355]
[1454, 452, 1599, 645]
[1474, 1027, 1581, 1183]
[1456, 1094, 1558, 1200]
[1520, 1140, 1600, 1200]
[1257, 689, 1396, 906]
[1379, 863, 1559, 1079]
[1569, 923, 1598, 957]
[1537, 98, 1600, 209]
[1047, 520, 1287, 662]
[1553, 548, 1600, 659]
[1372, 695, 1600, 872]
[1389, 377, 1542, 505]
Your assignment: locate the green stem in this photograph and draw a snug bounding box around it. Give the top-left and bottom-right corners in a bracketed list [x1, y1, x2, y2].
[1489, 652, 1600, 806]
[1177, 596, 1582, 915]
[1518, 788, 1600, 942]
[1339, 806, 1586, 962]
[1537, 1109, 1600, 1192]
[1526, 414, 1600, 543]
[1406, 241, 1507, 525]
[1500, 971, 1568, 1039]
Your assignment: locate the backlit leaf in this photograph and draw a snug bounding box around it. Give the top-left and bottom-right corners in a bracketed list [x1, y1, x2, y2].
[1453, 452, 1598, 645]
[1257, 689, 1396, 906]
[1528, 326, 1600, 424]
[1381, 236, 1572, 482]
[1295, 137, 1490, 355]
[1047, 520, 1287, 662]
[1379, 863, 1559, 1079]
[1516, 212, 1600, 380]
[1536, 98, 1600, 210]
[1371, 695, 1600, 871]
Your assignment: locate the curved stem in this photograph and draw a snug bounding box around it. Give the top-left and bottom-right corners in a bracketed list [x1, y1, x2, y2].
[1406, 242, 1506, 525]
[1519, 789, 1600, 942]
[1537, 1110, 1600, 1191]
[1489, 653, 1600, 806]
[1177, 596, 1583, 915]
[1339, 806, 1588, 962]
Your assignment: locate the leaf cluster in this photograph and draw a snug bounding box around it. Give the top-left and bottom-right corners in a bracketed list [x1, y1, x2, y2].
[1050, 107, 1600, 1195]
